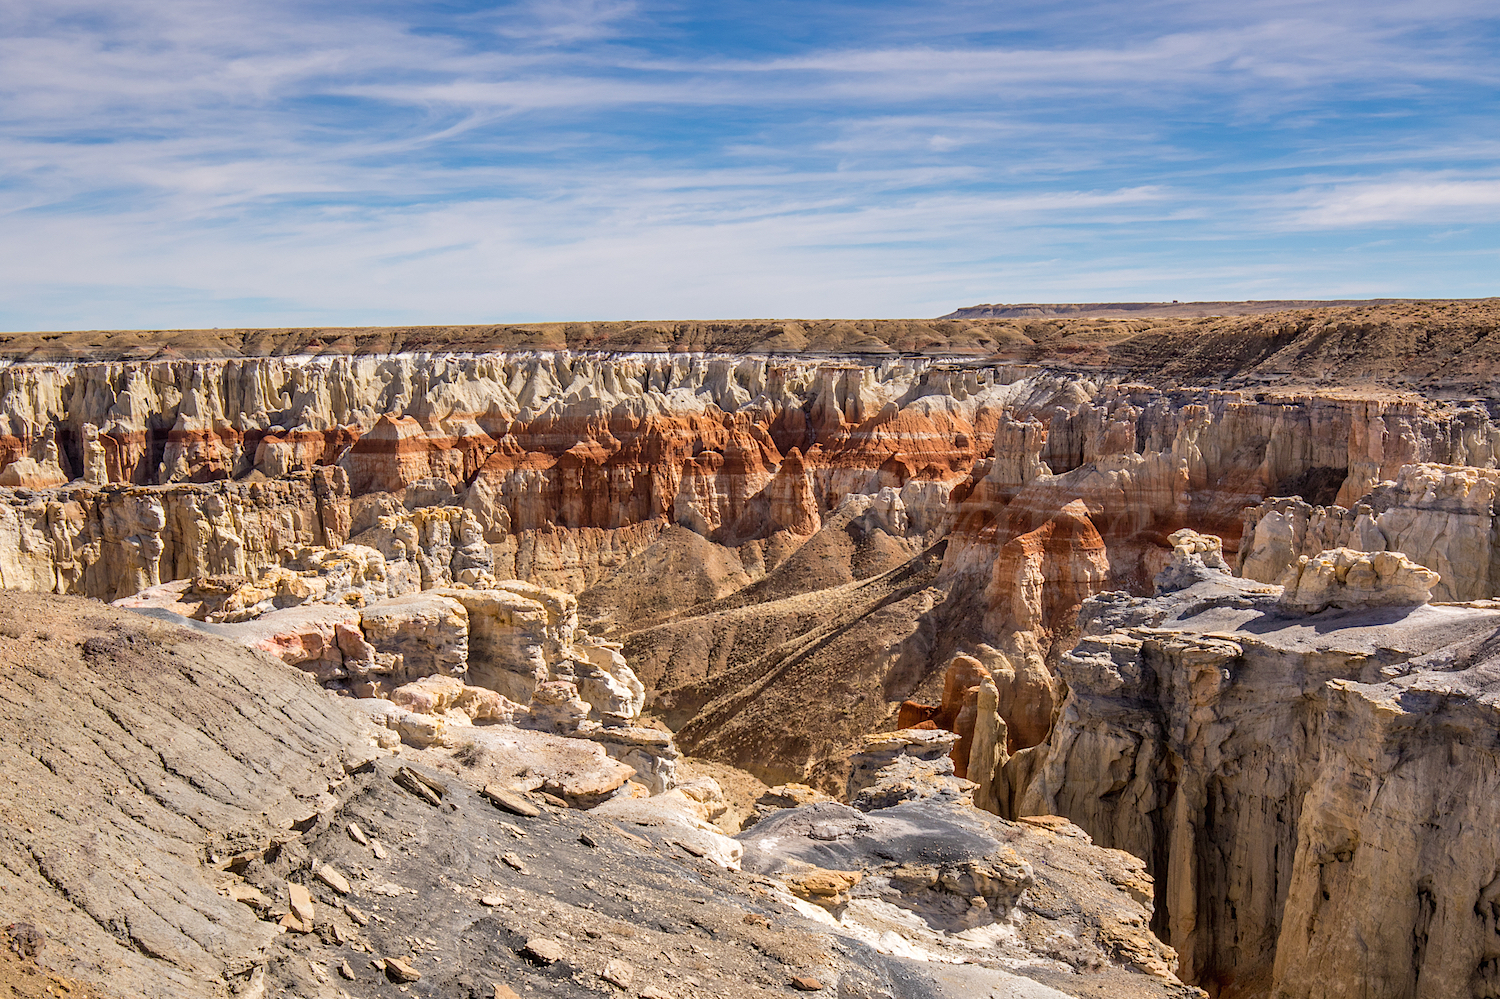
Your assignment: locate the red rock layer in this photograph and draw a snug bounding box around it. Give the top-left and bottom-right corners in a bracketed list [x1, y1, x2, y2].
[983, 500, 1112, 635]
[895, 655, 995, 779]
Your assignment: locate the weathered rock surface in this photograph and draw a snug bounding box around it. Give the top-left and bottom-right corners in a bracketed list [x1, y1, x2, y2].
[5, 313, 1500, 998]
[740, 744, 1199, 996]
[0, 592, 1197, 999]
[0, 345, 1489, 806]
[741, 782, 837, 829]
[590, 790, 744, 869]
[358, 590, 470, 683]
[1269, 641, 1500, 999]
[1154, 529, 1233, 592]
[1240, 463, 1500, 602]
[0, 591, 368, 999]
[211, 602, 371, 684]
[1004, 566, 1500, 996]
[846, 729, 975, 810]
[1275, 547, 1440, 613]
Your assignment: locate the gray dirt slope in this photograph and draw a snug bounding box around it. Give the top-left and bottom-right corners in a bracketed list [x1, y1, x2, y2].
[0, 591, 1188, 999]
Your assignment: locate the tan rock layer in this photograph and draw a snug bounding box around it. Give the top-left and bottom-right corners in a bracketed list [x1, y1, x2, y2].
[1241, 463, 1500, 601]
[3, 302, 1498, 391]
[1005, 566, 1500, 995]
[0, 354, 1491, 615]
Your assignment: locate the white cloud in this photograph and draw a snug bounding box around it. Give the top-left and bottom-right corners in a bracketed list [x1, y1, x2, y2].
[0, 0, 1496, 327]
[1290, 177, 1500, 226]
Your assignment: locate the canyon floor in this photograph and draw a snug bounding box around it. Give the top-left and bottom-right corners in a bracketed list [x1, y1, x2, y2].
[3, 301, 1500, 999]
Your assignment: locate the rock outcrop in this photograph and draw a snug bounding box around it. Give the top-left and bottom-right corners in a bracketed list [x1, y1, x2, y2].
[1000, 558, 1500, 996]
[1275, 547, 1440, 614]
[740, 729, 1196, 994]
[1154, 529, 1233, 592]
[0, 589, 1205, 999]
[0, 591, 371, 999]
[0, 353, 1491, 606]
[5, 315, 1500, 998]
[1239, 463, 1500, 602]
[1270, 644, 1500, 999]
[0, 346, 1484, 837]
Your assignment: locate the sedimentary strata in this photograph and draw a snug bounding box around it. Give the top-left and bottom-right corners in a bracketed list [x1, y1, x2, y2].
[0, 346, 1484, 798]
[994, 541, 1500, 997]
[0, 591, 1195, 999]
[3, 306, 1500, 997]
[1240, 462, 1500, 601]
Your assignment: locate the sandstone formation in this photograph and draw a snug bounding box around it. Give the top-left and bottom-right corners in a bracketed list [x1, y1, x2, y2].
[0, 352, 1491, 608]
[995, 551, 1500, 997]
[1275, 547, 1440, 614]
[0, 591, 1194, 999]
[1240, 462, 1500, 601]
[4, 306, 1500, 998]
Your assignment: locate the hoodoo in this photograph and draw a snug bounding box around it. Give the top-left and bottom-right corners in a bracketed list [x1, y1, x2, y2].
[5, 302, 1500, 999]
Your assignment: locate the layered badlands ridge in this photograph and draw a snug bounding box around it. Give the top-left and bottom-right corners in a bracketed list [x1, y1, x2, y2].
[4, 309, 1500, 997]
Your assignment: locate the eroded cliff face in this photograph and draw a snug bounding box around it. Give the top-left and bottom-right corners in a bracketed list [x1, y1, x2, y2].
[1, 354, 1493, 603]
[3, 337, 1500, 997]
[0, 353, 1496, 780]
[988, 539, 1500, 999]
[1271, 652, 1500, 999]
[1240, 462, 1500, 602]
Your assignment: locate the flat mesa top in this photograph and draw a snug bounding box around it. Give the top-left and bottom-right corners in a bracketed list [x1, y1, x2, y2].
[939, 299, 1432, 319]
[0, 299, 1496, 395]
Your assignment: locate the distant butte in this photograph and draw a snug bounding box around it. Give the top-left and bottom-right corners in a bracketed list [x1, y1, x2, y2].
[938, 298, 1436, 319]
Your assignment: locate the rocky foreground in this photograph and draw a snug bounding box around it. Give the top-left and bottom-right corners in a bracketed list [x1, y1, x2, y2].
[2, 304, 1500, 997]
[0, 591, 1198, 999]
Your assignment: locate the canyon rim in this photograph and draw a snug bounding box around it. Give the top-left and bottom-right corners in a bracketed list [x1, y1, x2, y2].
[3, 300, 1500, 999]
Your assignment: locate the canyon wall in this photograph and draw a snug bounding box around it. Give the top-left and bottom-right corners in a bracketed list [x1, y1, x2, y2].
[2, 319, 1500, 997]
[994, 543, 1500, 999]
[0, 351, 1492, 791]
[0, 353, 1493, 604]
[1240, 462, 1500, 601]
[0, 352, 1496, 786]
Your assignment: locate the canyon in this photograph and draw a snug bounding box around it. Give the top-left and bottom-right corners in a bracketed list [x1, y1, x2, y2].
[3, 300, 1500, 999]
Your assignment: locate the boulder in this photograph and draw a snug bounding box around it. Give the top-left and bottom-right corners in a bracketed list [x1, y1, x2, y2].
[1276, 547, 1441, 614]
[781, 864, 863, 911]
[1153, 529, 1232, 593]
[581, 724, 680, 794]
[215, 604, 366, 684]
[567, 637, 646, 723]
[525, 681, 590, 735]
[388, 675, 527, 725]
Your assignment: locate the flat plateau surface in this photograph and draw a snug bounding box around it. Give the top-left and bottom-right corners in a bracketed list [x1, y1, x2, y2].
[3, 299, 1499, 393]
[938, 299, 1419, 319]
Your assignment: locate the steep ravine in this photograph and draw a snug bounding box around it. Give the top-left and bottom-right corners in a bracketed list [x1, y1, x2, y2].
[2, 319, 1500, 996]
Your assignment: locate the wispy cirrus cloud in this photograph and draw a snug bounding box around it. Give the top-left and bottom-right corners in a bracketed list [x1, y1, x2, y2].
[1290, 177, 1500, 227]
[0, 0, 1496, 329]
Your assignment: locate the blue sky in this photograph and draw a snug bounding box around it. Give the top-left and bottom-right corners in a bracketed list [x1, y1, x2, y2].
[1, 0, 1498, 329]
